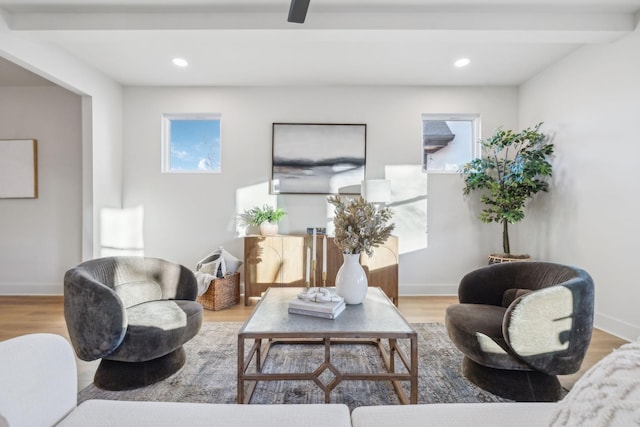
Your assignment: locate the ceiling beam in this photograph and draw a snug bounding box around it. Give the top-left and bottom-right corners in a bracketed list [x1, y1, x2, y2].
[4, 10, 636, 36]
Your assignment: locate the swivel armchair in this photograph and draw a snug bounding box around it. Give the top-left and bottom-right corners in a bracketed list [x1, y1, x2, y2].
[445, 261, 594, 401]
[64, 256, 203, 390]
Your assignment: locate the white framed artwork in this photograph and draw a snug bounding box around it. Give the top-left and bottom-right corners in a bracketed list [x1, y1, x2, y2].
[0, 139, 38, 199]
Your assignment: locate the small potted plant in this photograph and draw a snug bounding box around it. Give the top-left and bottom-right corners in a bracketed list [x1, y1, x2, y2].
[461, 122, 554, 263]
[242, 205, 286, 236]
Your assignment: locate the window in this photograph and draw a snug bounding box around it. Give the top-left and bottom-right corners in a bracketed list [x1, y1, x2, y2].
[422, 114, 480, 173]
[161, 113, 221, 173]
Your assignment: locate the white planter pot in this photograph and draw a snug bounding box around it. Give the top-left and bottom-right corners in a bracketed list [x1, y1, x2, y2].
[259, 221, 278, 236]
[335, 253, 368, 305]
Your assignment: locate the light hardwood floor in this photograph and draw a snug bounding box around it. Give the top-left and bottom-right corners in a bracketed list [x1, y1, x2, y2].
[0, 295, 628, 391]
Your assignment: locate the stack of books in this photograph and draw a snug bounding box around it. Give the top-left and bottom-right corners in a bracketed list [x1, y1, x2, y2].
[288, 290, 345, 319]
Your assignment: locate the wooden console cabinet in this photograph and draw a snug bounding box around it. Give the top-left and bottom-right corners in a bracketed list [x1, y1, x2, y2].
[243, 235, 398, 306]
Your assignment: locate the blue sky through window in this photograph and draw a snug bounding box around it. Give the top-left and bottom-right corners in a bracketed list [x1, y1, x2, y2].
[169, 118, 221, 172]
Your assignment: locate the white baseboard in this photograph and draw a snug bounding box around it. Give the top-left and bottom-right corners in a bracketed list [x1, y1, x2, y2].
[594, 312, 639, 342]
[0, 283, 62, 295]
[399, 283, 457, 296]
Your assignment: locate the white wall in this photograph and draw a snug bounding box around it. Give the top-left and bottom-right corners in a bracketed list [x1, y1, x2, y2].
[519, 31, 640, 341]
[123, 86, 518, 294]
[0, 13, 124, 261]
[0, 86, 82, 293]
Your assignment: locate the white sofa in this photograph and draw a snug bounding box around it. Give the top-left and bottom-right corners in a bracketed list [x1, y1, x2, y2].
[352, 338, 640, 427]
[1, 333, 638, 427]
[0, 334, 350, 427]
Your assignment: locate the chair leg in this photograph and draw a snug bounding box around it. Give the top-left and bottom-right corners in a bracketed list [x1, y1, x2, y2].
[462, 356, 562, 402]
[94, 347, 186, 391]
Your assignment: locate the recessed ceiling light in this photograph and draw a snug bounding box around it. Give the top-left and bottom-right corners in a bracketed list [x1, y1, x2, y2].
[454, 58, 471, 68]
[172, 58, 189, 68]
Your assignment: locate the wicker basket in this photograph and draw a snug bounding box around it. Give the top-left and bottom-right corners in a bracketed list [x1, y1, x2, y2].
[196, 272, 240, 311]
[488, 254, 531, 264]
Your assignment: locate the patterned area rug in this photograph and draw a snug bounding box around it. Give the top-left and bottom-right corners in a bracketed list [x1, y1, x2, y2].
[78, 322, 509, 410]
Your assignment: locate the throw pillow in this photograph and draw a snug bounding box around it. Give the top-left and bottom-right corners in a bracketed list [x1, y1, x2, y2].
[196, 247, 243, 275]
[220, 247, 243, 273]
[548, 339, 640, 426]
[196, 250, 227, 277]
[199, 256, 226, 278]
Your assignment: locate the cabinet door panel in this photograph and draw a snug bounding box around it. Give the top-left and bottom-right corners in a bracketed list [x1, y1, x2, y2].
[361, 236, 399, 304]
[281, 236, 306, 286]
[244, 236, 282, 305]
[249, 245, 282, 284]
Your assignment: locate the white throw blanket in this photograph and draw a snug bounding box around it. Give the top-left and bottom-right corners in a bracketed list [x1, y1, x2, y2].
[195, 271, 217, 296]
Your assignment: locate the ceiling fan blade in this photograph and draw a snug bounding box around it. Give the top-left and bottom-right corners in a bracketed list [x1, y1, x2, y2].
[288, 0, 311, 23]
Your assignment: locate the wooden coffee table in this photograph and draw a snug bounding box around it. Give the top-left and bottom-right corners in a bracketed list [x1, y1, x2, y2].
[237, 287, 418, 404]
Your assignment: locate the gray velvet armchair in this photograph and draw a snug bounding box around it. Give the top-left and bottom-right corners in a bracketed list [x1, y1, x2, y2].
[64, 256, 203, 390]
[445, 261, 594, 401]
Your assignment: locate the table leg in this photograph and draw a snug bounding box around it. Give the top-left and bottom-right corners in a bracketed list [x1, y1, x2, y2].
[256, 339, 262, 372]
[410, 335, 418, 404]
[389, 338, 397, 372]
[324, 338, 332, 403]
[237, 336, 245, 403]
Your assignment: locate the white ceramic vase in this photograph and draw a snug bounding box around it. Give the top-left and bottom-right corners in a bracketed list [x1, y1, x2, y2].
[335, 253, 368, 305]
[259, 221, 278, 236]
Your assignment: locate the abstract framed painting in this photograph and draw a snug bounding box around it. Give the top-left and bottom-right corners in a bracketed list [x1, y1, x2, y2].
[271, 123, 366, 195]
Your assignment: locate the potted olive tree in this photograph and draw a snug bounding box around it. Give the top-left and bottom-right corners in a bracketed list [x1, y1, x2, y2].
[242, 205, 286, 236]
[462, 123, 554, 263]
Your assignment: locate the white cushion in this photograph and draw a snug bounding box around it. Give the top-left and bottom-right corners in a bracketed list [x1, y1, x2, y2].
[0, 334, 77, 427]
[126, 300, 187, 328]
[351, 403, 554, 427]
[548, 339, 640, 426]
[115, 280, 162, 308]
[58, 400, 351, 427]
